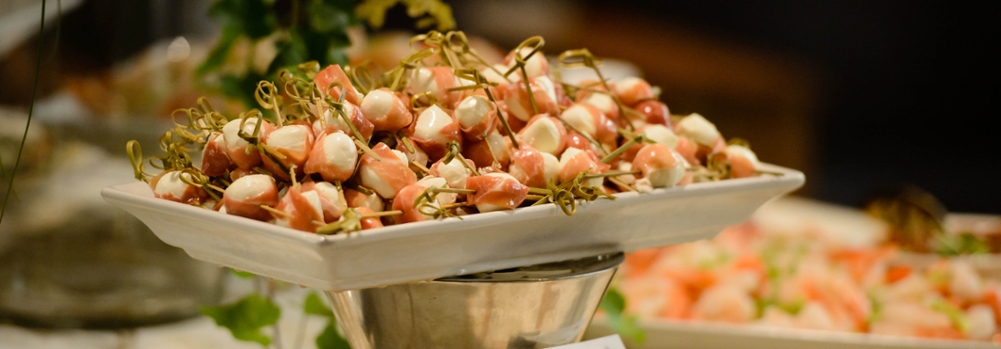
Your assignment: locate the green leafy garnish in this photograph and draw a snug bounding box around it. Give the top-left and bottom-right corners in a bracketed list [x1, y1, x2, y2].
[197, 0, 457, 110]
[599, 287, 645, 344]
[355, 0, 455, 31]
[304, 291, 335, 317]
[303, 292, 352, 349]
[201, 294, 281, 346]
[316, 322, 353, 349]
[230, 268, 258, 279]
[936, 233, 990, 256]
[866, 291, 883, 325]
[756, 298, 805, 317]
[197, 0, 358, 108]
[931, 299, 970, 334]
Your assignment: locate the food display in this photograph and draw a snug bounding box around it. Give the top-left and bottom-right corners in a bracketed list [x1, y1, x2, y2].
[616, 202, 1001, 343]
[128, 31, 766, 234]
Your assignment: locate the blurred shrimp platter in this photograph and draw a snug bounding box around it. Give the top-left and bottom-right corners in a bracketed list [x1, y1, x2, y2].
[614, 198, 1001, 344]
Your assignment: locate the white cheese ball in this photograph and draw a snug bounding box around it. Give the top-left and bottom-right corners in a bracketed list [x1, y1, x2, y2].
[276, 190, 323, 229]
[313, 107, 353, 135]
[414, 105, 454, 144]
[676, 113, 721, 146]
[541, 152, 560, 185]
[641, 124, 679, 149]
[507, 47, 548, 79]
[647, 151, 686, 188]
[321, 132, 358, 171]
[416, 176, 456, 206]
[726, 144, 760, 167]
[436, 158, 473, 189]
[223, 117, 263, 150]
[558, 148, 603, 188]
[561, 104, 597, 137]
[581, 93, 616, 117]
[358, 149, 411, 199]
[266, 124, 311, 153]
[617, 161, 636, 184]
[360, 89, 395, 120]
[311, 182, 341, 206]
[535, 76, 558, 104]
[154, 171, 195, 199]
[225, 174, 275, 201]
[455, 95, 493, 130]
[409, 67, 439, 98]
[481, 64, 509, 84]
[519, 117, 563, 155]
[475, 172, 519, 213]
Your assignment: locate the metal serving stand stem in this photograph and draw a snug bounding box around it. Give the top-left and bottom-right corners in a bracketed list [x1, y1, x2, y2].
[326, 253, 624, 349]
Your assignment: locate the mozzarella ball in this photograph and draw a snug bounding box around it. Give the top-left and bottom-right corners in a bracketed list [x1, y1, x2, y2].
[676, 113, 721, 146]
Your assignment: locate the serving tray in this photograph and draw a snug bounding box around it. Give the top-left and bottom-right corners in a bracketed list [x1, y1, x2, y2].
[101, 164, 804, 291]
[586, 319, 995, 349]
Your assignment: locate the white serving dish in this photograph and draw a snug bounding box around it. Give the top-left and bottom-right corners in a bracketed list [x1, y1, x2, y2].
[101, 164, 803, 291]
[586, 319, 996, 349]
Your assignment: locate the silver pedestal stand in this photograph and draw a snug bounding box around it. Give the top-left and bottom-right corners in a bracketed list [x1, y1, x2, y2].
[326, 253, 624, 349]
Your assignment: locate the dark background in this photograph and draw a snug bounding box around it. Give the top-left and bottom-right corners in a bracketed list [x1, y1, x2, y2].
[624, 1, 1001, 213]
[4, 0, 999, 213]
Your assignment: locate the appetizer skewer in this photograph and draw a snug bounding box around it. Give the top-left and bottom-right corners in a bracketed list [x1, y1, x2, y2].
[128, 31, 769, 235]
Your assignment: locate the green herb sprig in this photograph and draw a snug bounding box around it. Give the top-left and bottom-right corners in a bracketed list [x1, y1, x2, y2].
[599, 287, 645, 344]
[202, 293, 282, 346]
[197, 0, 454, 110]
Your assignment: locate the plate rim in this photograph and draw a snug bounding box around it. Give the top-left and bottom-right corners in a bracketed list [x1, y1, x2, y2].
[101, 163, 805, 246]
[589, 317, 995, 349]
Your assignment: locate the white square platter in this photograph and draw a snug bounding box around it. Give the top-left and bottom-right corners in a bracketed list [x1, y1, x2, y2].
[101, 163, 804, 291]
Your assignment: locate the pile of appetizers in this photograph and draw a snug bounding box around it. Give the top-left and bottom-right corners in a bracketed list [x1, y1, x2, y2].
[129, 31, 764, 234]
[619, 221, 1001, 342]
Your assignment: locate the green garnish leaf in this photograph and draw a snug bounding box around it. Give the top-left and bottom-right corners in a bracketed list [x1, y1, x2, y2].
[303, 291, 351, 349]
[304, 291, 334, 317]
[217, 72, 266, 109]
[601, 287, 626, 313]
[201, 294, 281, 346]
[316, 321, 352, 349]
[355, 0, 455, 31]
[354, 0, 395, 29]
[937, 233, 990, 256]
[207, 0, 277, 40]
[308, 0, 357, 33]
[599, 287, 645, 343]
[931, 299, 970, 334]
[866, 291, 884, 325]
[754, 298, 804, 318]
[267, 30, 311, 77]
[196, 25, 241, 77]
[230, 269, 257, 279]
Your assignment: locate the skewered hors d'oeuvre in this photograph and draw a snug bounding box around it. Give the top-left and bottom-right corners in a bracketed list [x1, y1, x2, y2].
[126, 30, 769, 235]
